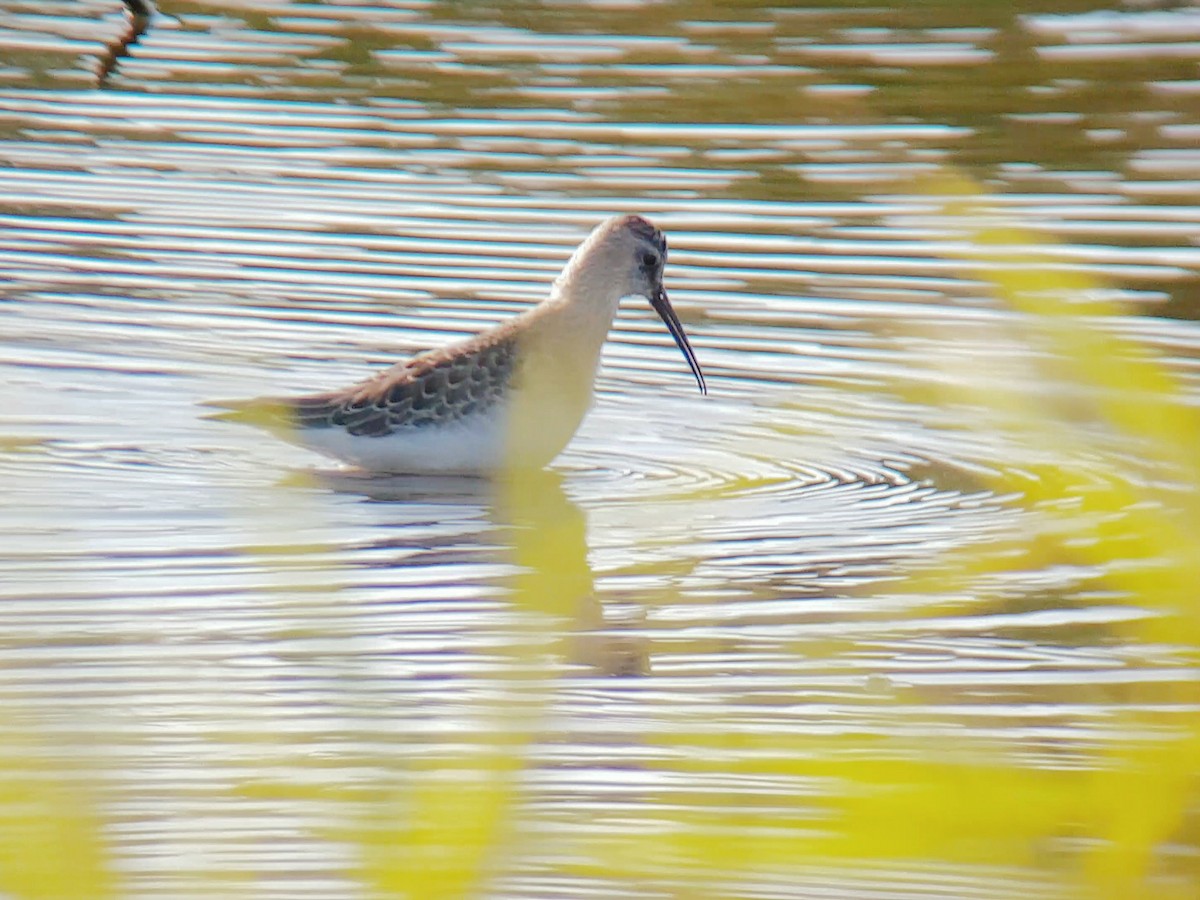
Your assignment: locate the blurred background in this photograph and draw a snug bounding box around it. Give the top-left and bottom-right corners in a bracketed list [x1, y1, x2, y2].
[1, 1, 1198, 897]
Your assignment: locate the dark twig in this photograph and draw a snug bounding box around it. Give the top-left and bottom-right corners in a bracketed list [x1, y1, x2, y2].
[97, 0, 156, 87]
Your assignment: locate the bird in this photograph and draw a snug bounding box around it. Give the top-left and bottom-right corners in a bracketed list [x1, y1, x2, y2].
[208, 214, 707, 475]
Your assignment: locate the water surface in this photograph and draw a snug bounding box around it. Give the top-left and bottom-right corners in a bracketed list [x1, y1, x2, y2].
[1, 2, 1199, 897]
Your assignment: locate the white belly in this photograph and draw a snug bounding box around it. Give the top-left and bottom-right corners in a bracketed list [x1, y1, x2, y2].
[298, 407, 510, 475]
[293, 396, 591, 475]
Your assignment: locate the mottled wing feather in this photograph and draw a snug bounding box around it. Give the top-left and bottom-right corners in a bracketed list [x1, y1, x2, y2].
[286, 334, 517, 438]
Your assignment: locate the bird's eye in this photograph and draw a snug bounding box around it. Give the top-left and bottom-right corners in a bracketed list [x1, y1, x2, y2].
[641, 252, 659, 269]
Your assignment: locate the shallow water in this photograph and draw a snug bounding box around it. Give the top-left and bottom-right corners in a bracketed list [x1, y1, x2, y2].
[2, 2, 1199, 897]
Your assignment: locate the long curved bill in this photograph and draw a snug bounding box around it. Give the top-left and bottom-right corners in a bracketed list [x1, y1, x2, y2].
[651, 286, 707, 395]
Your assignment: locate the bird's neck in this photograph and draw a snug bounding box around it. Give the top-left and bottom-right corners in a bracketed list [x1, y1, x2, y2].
[524, 281, 620, 383]
[498, 259, 625, 460]
[548, 242, 628, 339]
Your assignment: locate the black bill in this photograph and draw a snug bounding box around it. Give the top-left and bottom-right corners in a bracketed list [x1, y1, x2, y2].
[651, 287, 707, 395]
